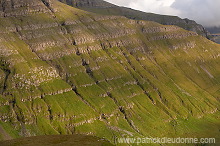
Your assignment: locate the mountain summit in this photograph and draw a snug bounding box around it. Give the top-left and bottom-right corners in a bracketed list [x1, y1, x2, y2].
[0, 0, 219, 144]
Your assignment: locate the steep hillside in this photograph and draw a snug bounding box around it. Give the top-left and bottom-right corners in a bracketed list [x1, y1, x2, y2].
[59, 0, 209, 38]
[0, 0, 220, 144]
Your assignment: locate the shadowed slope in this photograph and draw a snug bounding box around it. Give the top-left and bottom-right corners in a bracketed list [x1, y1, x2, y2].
[0, 134, 113, 146]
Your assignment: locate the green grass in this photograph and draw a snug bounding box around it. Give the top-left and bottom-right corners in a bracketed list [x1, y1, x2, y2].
[0, 0, 219, 145]
[0, 134, 113, 146]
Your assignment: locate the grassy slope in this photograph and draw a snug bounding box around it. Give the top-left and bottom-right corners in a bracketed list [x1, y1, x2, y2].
[0, 134, 113, 146]
[0, 0, 219, 145]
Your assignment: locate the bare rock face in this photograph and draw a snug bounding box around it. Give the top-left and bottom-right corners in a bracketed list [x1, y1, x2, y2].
[0, 0, 53, 17]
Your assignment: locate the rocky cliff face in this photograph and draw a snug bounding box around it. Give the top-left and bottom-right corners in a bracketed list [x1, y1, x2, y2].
[0, 0, 219, 144]
[58, 0, 209, 38]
